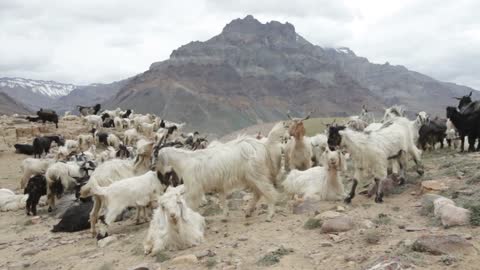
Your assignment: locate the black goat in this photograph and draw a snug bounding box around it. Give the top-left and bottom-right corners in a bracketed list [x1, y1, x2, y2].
[37, 108, 59, 128]
[446, 106, 480, 152]
[121, 109, 132, 118]
[116, 144, 131, 158]
[103, 118, 115, 128]
[14, 144, 34, 155]
[418, 118, 447, 151]
[96, 132, 109, 146]
[24, 175, 47, 216]
[32, 135, 64, 158]
[51, 200, 93, 233]
[26, 116, 40, 122]
[77, 104, 101, 116]
[101, 113, 111, 121]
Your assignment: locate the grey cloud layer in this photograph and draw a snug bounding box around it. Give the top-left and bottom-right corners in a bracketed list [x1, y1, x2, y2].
[0, 0, 478, 89]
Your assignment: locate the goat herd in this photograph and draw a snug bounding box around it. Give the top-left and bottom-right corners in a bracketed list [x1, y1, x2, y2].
[0, 93, 476, 257]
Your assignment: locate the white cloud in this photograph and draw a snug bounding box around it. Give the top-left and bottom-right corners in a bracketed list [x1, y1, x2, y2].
[0, 0, 479, 89]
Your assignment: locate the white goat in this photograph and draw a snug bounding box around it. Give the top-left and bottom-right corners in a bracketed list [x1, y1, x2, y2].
[282, 147, 348, 201]
[80, 143, 154, 236]
[284, 116, 313, 171]
[124, 128, 139, 146]
[78, 134, 95, 152]
[83, 115, 103, 129]
[144, 185, 205, 255]
[0, 189, 28, 212]
[310, 133, 328, 166]
[263, 122, 289, 182]
[153, 136, 278, 221]
[92, 171, 164, 236]
[45, 161, 92, 210]
[328, 117, 422, 202]
[446, 118, 460, 149]
[20, 158, 55, 189]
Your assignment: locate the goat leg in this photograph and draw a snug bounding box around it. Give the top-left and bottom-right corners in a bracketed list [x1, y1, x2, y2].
[344, 178, 358, 204]
[374, 178, 384, 203]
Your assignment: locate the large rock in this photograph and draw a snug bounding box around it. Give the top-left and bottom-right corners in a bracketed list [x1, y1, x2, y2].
[433, 197, 455, 217]
[171, 254, 198, 265]
[320, 216, 354, 233]
[314, 210, 344, 221]
[412, 235, 476, 256]
[436, 204, 470, 228]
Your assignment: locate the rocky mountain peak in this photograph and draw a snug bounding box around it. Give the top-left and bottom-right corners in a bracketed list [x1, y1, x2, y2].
[219, 15, 298, 44]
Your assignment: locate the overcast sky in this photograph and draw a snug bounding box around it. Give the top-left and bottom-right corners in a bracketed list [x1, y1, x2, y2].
[1, 0, 479, 89]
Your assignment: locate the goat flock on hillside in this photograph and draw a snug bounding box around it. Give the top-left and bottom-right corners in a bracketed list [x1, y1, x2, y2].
[1, 94, 477, 254]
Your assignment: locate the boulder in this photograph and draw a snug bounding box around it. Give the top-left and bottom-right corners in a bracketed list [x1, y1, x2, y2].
[321, 216, 354, 233]
[433, 197, 455, 217]
[437, 204, 470, 228]
[171, 254, 198, 265]
[97, 236, 117, 248]
[412, 235, 476, 256]
[314, 210, 344, 221]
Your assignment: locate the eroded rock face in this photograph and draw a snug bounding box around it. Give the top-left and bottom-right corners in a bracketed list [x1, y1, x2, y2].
[412, 235, 476, 256]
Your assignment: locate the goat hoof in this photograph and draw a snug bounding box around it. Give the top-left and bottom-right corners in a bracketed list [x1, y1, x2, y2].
[96, 232, 108, 241]
[375, 198, 383, 203]
[344, 197, 352, 204]
[416, 169, 424, 176]
[47, 207, 53, 212]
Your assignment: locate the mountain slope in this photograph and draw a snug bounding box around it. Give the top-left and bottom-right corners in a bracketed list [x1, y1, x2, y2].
[0, 77, 76, 110]
[104, 15, 475, 135]
[53, 79, 128, 113]
[0, 92, 32, 115]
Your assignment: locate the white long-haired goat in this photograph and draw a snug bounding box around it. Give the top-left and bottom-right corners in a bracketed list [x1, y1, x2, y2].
[143, 185, 205, 255]
[282, 147, 352, 201]
[0, 189, 28, 212]
[80, 141, 154, 236]
[20, 158, 55, 189]
[284, 113, 313, 171]
[92, 171, 164, 237]
[153, 136, 278, 221]
[327, 117, 422, 203]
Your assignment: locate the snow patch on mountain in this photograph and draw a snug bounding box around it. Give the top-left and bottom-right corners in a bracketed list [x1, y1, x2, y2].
[0, 77, 77, 98]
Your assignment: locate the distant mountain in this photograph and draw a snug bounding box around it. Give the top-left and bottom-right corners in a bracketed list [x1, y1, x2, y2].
[0, 77, 127, 113]
[52, 80, 128, 113]
[0, 92, 32, 115]
[0, 77, 76, 110]
[105, 15, 476, 135]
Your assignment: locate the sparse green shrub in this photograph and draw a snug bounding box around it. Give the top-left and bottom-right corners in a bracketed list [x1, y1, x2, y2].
[303, 218, 322, 230]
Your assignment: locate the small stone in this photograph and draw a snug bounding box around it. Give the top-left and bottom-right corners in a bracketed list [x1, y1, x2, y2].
[320, 241, 333, 247]
[404, 226, 427, 232]
[336, 206, 345, 212]
[22, 248, 41, 256]
[195, 250, 216, 259]
[97, 236, 117, 248]
[171, 254, 198, 265]
[238, 236, 248, 241]
[31, 216, 41, 224]
[360, 219, 374, 229]
[421, 180, 449, 193]
[463, 234, 473, 240]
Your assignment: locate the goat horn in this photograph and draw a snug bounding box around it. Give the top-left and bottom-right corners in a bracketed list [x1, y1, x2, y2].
[302, 111, 312, 121]
[453, 97, 462, 100]
[286, 111, 293, 120]
[468, 91, 472, 97]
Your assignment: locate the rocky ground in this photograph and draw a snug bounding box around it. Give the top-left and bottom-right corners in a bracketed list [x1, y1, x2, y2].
[0, 117, 480, 270]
